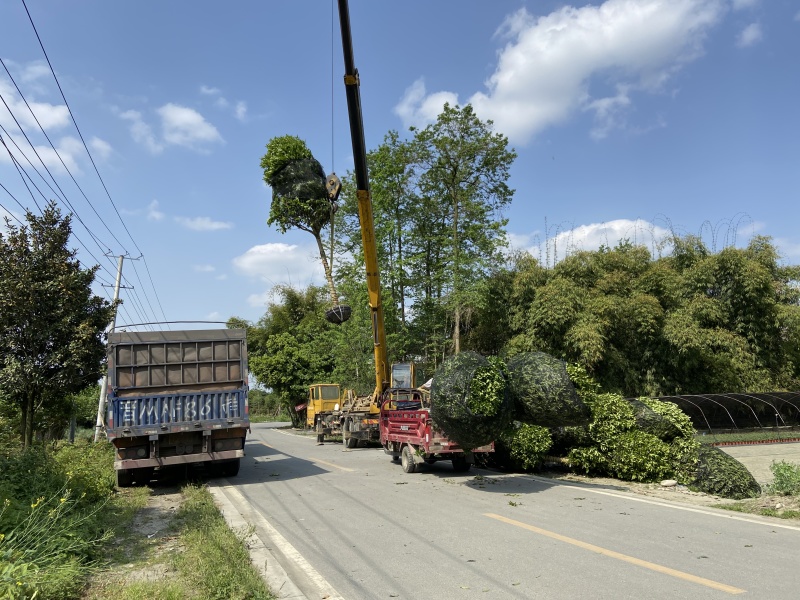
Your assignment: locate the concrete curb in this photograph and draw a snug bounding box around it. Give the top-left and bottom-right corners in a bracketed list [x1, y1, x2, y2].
[208, 481, 344, 600]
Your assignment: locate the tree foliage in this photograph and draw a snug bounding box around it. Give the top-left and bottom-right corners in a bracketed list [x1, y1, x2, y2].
[261, 135, 342, 306]
[0, 204, 114, 448]
[334, 105, 515, 364]
[508, 236, 800, 396]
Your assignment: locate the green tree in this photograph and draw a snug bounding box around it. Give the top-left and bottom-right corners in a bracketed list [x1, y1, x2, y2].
[261, 135, 342, 308]
[507, 235, 800, 396]
[239, 286, 338, 426]
[410, 103, 516, 354]
[0, 203, 114, 448]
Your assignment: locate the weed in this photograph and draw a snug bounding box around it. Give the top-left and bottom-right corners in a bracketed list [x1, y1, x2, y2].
[172, 485, 272, 599]
[768, 461, 800, 496]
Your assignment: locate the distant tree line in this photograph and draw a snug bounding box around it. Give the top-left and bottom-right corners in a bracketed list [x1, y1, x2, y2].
[239, 105, 800, 416]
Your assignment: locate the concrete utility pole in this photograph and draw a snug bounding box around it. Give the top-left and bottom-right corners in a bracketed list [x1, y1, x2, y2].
[94, 255, 125, 443]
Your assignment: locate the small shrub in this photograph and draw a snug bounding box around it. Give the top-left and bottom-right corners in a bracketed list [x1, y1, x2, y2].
[768, 461, 800, 496]
[51, 441, 115, 507]
[506, 424, 552, 471]
[563, 367, 701, 483]
[0, 489, 111, 599]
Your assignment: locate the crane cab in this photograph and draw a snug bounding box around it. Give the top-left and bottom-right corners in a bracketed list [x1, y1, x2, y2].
[390, 363, 416, 389]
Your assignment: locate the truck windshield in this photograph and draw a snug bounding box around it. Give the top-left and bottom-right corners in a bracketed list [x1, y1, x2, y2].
[319, 385, 340, 400]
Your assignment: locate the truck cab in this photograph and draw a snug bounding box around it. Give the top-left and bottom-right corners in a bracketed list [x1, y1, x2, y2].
[306, 383, 342, 428]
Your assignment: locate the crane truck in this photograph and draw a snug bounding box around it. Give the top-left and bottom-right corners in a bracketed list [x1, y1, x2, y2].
[331, 0, 492, 472]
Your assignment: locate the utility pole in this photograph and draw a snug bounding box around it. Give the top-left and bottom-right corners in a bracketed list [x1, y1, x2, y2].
[94, 255, 127, 443]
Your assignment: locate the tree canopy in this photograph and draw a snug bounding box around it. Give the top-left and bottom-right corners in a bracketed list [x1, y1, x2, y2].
[0, 203, 114, 447]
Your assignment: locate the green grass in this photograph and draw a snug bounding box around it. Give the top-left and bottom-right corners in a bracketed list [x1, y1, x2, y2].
[85, 485, 273, 600]
[696, 429, 800, 445]
[249, 412, 292, 424]
[712, 502, 800, 521]
[0, 440, 151, 600]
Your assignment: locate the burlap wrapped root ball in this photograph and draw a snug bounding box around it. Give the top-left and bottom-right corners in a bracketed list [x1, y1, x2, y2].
[692, 445, 761, 500]
[430, 351, 513, 451]
[506, 352, 590, 427]
[269, 157, 327, 205]
[261, 135, 330, 232]
[626, 398, 682, 441]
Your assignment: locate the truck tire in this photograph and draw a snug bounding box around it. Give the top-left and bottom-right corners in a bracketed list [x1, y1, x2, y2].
[132, 467, 154, 486]
[343, 420, 358, 449]
[116, 469, 133, 488]
[452, 456, 471, 473]
[221, 458, 240, 477]
[401, 446, 417, 473]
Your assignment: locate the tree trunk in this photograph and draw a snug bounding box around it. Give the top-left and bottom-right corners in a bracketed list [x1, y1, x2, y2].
[451, 189, 461, 354]
[453, 305, 461, 354]
[23, 394, 35, 449]
[313, 232, 339, 306]
[20, 399, 29, 449]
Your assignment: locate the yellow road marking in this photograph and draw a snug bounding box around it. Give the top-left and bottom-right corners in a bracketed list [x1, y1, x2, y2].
[485, 513, 745, 595]
[259, 441, 274, 449]
[313, 458, 354, 472]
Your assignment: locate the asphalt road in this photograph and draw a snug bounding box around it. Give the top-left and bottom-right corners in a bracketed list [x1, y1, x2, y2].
[212, 423, 800, 600]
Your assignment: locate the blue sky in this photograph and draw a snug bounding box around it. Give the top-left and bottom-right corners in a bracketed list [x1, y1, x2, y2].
[1, 0, 798, 329]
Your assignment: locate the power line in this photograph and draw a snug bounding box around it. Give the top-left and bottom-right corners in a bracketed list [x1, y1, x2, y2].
[0, 197, 26, 227]
[0, 59, 125, 252]
[21, 0, 138, 254]
[15, 4, 171, 326]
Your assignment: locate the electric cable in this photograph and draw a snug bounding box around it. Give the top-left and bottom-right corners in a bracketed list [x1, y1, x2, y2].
[19, 2, 171, 326]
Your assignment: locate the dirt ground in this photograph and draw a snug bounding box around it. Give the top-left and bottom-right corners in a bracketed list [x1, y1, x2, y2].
[82, 487, 184, 598]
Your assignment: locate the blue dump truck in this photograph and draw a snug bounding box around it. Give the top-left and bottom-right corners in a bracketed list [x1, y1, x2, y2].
[105, 328, 249, 487]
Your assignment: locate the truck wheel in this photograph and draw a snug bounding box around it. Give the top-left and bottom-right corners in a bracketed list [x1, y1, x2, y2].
[343, 420, 358, 449]
[452, 456, 471, 472]
[221, 458, 240, 477]
[132, 467, 154, 486]
[401, 446, 417, 473]
[116, 469, 132, 488]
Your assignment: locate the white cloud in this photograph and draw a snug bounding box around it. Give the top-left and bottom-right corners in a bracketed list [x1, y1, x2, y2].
[200, 85, 220, 95]
[736, 23, 762, 47]
[795, 11, 800, 22]
[147, 200, 164, 221]
[396, 0, 725, 143]
[19, 61, 51, 85]
[120, 109, 164, 154]
[175, 216, 233, 231]
[193, 264, 216, 272]
[120, 104, 223, 153]
[206, 311, 221, 320]
[0, 131, 80, 173]
[157, 103, 223, 152]
[510, 219, 673, 266]
[232, 242, 324, 288]
[234, 101, 247, 122]
[731, 0, 758, 10]
[0, 78, 70, 132]
[395, 79, 458, 127]
[89, 136, 112, 161]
